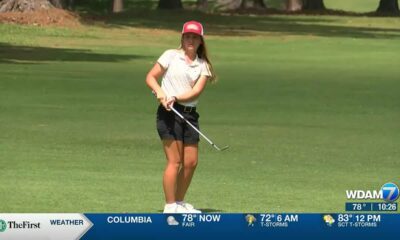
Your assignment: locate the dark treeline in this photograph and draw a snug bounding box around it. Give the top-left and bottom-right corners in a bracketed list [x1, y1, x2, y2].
[0, 0, 398, 14]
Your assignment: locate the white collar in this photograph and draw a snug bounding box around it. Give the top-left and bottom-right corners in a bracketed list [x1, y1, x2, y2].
[178, 49, 200, 66]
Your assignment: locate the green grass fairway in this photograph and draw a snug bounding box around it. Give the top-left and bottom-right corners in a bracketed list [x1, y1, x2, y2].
[0, 12, 399, 213]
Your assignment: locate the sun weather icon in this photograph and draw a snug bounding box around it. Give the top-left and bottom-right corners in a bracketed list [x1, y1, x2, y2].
[323, 215, 335, 227]
[245, 214, 256, 227]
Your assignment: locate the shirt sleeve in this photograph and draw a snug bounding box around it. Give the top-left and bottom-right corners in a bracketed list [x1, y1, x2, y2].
[157, 50, 175, 69]
[200, 61, 212, 77]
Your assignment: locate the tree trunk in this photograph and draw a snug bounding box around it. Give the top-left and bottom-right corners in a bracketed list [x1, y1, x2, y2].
[215, 0, 241, 11]
[197, 0, 208, 11]
[240, 0, 266, 9]
[240, 0, 253, 8]
[113, 0, 123, 13]
[50, 0, 65, 8]
[286, 0, 302, 11]
[253, 0, 266, 8]
[67, 0, 74, 10]
[376, 0, 399, 13]
[302, 0, 325, 10]
[158, 0, 183, 9]
[0, 0, 54, 12]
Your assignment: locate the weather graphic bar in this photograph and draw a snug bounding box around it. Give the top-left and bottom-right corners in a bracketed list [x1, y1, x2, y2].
[1, 213, 400, 240]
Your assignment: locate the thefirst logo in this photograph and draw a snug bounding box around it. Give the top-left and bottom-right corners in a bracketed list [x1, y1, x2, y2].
[381, 182, 399, 202]
[0, 219, 7, 232]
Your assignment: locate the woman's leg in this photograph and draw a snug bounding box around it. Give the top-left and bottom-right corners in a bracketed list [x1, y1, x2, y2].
[175, 143, 198, 202]
[162, 139, 183, 203]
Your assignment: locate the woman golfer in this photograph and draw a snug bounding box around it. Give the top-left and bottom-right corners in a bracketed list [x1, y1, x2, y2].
[146, 21, 216, 213]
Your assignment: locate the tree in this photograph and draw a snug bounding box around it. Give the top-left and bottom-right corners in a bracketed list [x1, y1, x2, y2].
[286, 0, 302, 11]
[0, 0, 73, 12]
[215, 0, 241, 11]
[240, 0, 266, 9]
[252, 0, 266, 8]
[376, 0, 399, 14]
[215, 0, 265, 10]
[0, 0, 54, 12]
[113, 0, 123, 13]
[50, 0, 65, 8]
[66, 0, 74, 10]
[158, 0, 182, 9]
[302, 0, 325, 10]
[197, 0, 208, 11]
[48, 0, 76, 9]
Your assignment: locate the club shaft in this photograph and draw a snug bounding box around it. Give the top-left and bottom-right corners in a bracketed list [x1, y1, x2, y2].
[170, 106, 216, 147]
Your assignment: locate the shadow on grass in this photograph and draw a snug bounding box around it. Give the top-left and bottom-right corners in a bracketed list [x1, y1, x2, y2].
[199, 208, 225, 213]
[0, 42, 148, 64]
[84, 9, 400, 39]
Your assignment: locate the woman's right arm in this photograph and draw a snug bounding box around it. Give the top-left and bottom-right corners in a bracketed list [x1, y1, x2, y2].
[145, 63, 167, 105]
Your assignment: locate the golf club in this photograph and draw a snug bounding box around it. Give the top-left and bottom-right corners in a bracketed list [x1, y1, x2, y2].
[152, 91, 229, 151]
[170, 105, 229, 151]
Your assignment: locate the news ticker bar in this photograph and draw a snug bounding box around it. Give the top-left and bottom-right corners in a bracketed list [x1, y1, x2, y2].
[345, 202, 398, 212]
[1, 213, 400, 240]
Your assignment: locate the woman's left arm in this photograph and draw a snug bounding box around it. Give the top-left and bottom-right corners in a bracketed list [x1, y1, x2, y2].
[174, 76, 209, 102]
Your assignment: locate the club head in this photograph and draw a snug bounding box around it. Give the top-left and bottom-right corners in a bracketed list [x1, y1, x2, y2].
[214, 145, 229, 151]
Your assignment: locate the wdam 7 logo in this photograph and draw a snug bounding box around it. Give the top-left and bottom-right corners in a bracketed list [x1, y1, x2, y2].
[381, 182, 399, 202]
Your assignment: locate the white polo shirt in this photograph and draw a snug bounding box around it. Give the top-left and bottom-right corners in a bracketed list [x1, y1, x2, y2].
[157, 49, 211, 107]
